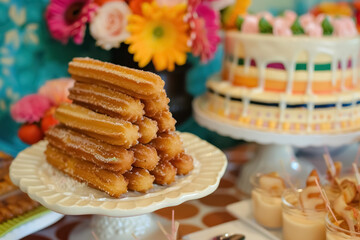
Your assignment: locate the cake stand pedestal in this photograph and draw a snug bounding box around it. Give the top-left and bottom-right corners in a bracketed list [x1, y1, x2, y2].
[9, 132, 227, 240]
[193, 96, 360, 193]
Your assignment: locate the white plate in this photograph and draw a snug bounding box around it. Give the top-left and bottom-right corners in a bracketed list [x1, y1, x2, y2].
[0, 210, 63, 240]
[10, 132, 227, 217]
[226, 199, 282, 240]
[183, 220, 274, 240]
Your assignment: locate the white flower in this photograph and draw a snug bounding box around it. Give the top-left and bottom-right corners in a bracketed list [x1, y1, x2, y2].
[90, 2, 131, 50]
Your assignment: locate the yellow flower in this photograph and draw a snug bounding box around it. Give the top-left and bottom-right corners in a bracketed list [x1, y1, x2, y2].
[223, 0, 251, 29]
[126, 2, 189, 72]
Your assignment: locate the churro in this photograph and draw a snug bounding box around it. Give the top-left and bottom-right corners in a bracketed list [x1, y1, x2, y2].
[142, 90, 169, 117]
[123, 167, 155, 192]
[45, 145, 128, 198]
[150, 132, 183, 161]
[170, 152, 194, 175]
[0, 193, 40, 223]
[150, 160, 176, 185]
[131, 144, 159, 171]
[136, 117, 158, 144]
[46, 126, 134, 173]
[68, 57, 164, 99]
[69, 82, 144, 122]
[55, 103, 139, 148]
[151, 110, 176, 133]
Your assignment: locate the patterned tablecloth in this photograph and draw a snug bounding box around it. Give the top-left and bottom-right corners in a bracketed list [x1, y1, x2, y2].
[10, 143, 255, 240]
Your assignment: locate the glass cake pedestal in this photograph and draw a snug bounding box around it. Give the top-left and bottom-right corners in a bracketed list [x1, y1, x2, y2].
[9, 132, 227, 240]
[193, 96, 360, 193]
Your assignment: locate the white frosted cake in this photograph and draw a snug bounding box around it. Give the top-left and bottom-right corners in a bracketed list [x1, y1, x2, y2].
[204, 12, 360, 134]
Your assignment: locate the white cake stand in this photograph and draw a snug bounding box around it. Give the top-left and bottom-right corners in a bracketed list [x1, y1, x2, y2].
[9, 132, 227, 240]
[193, 96, 360, 193]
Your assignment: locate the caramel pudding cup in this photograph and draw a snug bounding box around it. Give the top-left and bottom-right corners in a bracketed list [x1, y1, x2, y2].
[251, 174, 283, 228]
[326, 213, 360, 240]
[282, 189, 326, 240]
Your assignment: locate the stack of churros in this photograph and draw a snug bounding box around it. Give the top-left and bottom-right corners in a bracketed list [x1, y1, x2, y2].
[45, 57, 194, 198]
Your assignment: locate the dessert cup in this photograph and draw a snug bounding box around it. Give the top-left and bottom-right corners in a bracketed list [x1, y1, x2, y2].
[250, 173, 283, 228]
[325, 213, 360, 240]
[282, 189, 326, 240]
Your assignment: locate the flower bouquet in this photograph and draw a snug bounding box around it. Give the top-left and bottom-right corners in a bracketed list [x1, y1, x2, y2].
[10, 79, 74, 145]
[45, 0, 250, 72]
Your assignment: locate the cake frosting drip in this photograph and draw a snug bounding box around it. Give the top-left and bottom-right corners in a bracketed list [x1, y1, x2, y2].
[225, 32, 360, 94]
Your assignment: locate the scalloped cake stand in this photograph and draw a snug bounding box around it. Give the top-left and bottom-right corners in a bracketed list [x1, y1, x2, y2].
[193, 96, 360, 193]
[9, 132, 227, 240]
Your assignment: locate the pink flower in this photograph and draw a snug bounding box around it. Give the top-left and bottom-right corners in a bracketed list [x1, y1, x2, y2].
[45, 0, 97, 44]
[188, 1, 221, 63]
[304, 22, 323, 37]
[11, 94, 53, 123]
[241, 15, 259, 34]
[315, 14, 331, 25]
[90, 2, 131, 50]
[299, 13, 315, 29]
[283, 10, 297, 25]
[273, 18, 292, 36]
[333, 17, 358, 37]
[256, 11, 274, 25]
[38, 78, 74, 105]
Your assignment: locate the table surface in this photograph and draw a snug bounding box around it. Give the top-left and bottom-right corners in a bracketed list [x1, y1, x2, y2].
[10, 143, 254, 240]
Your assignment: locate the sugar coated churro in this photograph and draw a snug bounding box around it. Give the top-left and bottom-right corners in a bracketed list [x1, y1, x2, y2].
[46, 126, 134, 173]
[150, 132, 183, 161]
[142, 90, 169, 117]
[170, 152, 194, 175]
[151, 110, 176, 133]
[123, 167, 155, 192]
[131, 144, 159, 171]
[68, 57, 164, 99]
[136, 117, 158, 144]
[46, 57, 195, 198]
[45, 145, 128, 198]
[55, 103, 139, 148]
[150, 160, 177, 185]
[69, 82, 144, 122]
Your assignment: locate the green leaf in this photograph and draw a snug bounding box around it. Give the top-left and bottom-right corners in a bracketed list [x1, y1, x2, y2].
[259, 17, 273, 34]
[236, 16, 245, 30]
[291, 18, 305, 35]
[322, 17, 334, 35]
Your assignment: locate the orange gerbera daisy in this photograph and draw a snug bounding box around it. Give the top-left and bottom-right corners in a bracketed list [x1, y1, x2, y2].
[126, 2, 189, 71]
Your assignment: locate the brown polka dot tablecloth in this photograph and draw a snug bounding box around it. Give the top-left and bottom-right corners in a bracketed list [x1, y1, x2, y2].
[12, 143, 255, 240]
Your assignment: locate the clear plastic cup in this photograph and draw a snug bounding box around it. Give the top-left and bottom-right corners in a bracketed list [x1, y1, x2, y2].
[250, 173, 283, 228]
[325, 212, 360, 240]
[282, 189, 326, 240]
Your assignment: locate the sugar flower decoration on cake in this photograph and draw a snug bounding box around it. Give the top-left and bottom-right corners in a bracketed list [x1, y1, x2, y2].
[235, 11, 358, 37]
[45, 0, 97, 44]
[90, 1, 131, 50]
[333, 17, 358, 37]
[126, 2, 189, 71]
[38, 78, 75, 105]
[187, 0, 221, 63]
